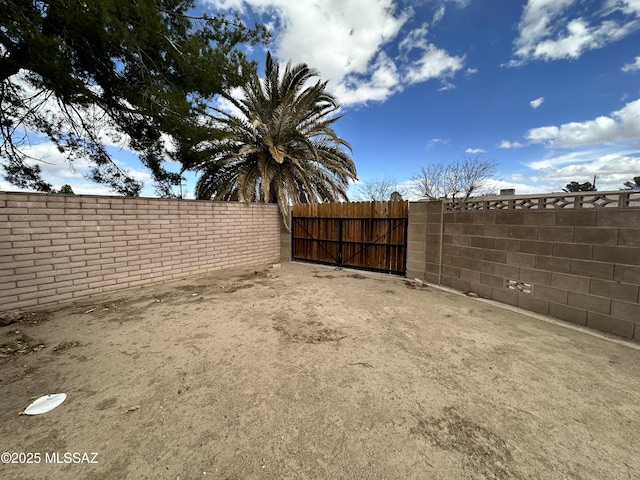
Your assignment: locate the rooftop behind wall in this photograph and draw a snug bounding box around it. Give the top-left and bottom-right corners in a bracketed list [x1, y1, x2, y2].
[0, 192, 281, 310]
[407, 191, 640, 341]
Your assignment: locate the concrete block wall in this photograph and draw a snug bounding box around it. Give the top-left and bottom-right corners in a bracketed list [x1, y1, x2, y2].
[407, 201, 444, 285]
[280, 210, 292, 263]
[407, 200, 640, 341]
[281, 228, 292, 263]
[0, 192, 281, 310]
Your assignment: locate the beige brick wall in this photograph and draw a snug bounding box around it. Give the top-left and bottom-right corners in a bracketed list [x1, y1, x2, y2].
[407, 201, 640, 341]
[0, 192, 281, 310]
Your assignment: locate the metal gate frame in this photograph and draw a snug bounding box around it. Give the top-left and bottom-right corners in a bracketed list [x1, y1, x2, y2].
[291, 216, 408, 276]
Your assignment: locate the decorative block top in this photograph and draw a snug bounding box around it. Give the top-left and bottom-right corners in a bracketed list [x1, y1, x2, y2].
[444, 191, 640, 211]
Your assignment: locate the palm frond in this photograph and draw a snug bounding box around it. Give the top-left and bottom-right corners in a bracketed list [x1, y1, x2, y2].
[195, 51, 357, 223]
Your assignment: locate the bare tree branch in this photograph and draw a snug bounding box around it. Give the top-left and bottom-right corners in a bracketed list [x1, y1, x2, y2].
[353, 174, 408, 201]
[412, 156, 498, 200]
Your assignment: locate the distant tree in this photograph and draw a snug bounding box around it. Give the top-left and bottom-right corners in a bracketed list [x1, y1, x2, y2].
[194, 52, 356, 221]
[1, 0, 269, 196]
[563, 181, 597, 192]
[623, 176, 640, 191]
[412, 156, 497, 200]
[56, 184, 75, 194]
[354, 175, 406, 201]
[412, 163, 446, 200]
[389, 191, 403, 201]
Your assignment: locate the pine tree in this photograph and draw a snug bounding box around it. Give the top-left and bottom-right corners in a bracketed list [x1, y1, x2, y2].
[1, 0, 268, 195]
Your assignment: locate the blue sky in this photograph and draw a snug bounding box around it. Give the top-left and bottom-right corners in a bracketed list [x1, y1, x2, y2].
[3, 0, 640, 197]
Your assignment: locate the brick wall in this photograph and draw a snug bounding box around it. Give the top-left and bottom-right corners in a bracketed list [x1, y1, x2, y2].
[407, 195, 640, 341]
[0, 192, 281, 310]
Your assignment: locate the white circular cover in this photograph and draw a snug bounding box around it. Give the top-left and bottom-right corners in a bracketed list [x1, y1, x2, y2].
[24, 393, 67, 415]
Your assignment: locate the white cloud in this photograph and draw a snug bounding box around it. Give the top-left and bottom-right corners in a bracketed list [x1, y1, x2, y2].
[15, 142, 89, 179]
[399, 23, 465, 87]
[465, 148, 486, 154]
[509, 0, 640, 65]
[526, 98, 640, 148]
[526, 125, 560, 143]
[426, 138, 450, 149]
[404, 44, 465, 85]
[2, 72, 182, 196]
[204, 0, 246, 9]
[276, 1, 409, 82]
[432, 5, 445, 26]
[490, 179, 556, 195]
[0, 141, 158, 196]
[399, 24, 429, 52]
[622, 55, 640, 72]
[211, 87, 245, 117]
[511, 96, 640, 191]
[442, 0, 470, 7]
[333, 52, 401, 104]
[203, 0, 466, 105]
[7, 71, 132, 151]
[525, 150, 640, 191]
[498, 140, 525, 149]
[530, 96, 544, 109]
[438, 80, 457, 92]
[612, 0, 640, 16]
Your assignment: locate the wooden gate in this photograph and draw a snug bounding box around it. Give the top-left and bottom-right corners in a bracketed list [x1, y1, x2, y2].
[291, 201, 408, 275]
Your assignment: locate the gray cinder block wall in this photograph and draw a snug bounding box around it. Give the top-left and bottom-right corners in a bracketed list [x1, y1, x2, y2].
[407, 195, 640, 341]
[0, 192, 281, 310]
[280, 209, 292, 263]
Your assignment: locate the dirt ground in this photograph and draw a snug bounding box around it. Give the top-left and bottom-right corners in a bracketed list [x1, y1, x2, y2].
[1, 262, 639, 480]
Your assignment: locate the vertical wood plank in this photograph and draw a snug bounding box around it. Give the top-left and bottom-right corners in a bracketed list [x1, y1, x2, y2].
[292, 201, 408, 274]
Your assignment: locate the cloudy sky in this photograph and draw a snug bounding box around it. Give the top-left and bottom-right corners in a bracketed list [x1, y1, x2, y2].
[3, 0, 640, 197]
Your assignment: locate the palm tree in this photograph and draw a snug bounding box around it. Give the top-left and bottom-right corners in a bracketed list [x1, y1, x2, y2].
[194, 52, 357, 223]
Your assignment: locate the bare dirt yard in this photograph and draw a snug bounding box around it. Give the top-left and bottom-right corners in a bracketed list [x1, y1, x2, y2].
[1, 262, 639, 480]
